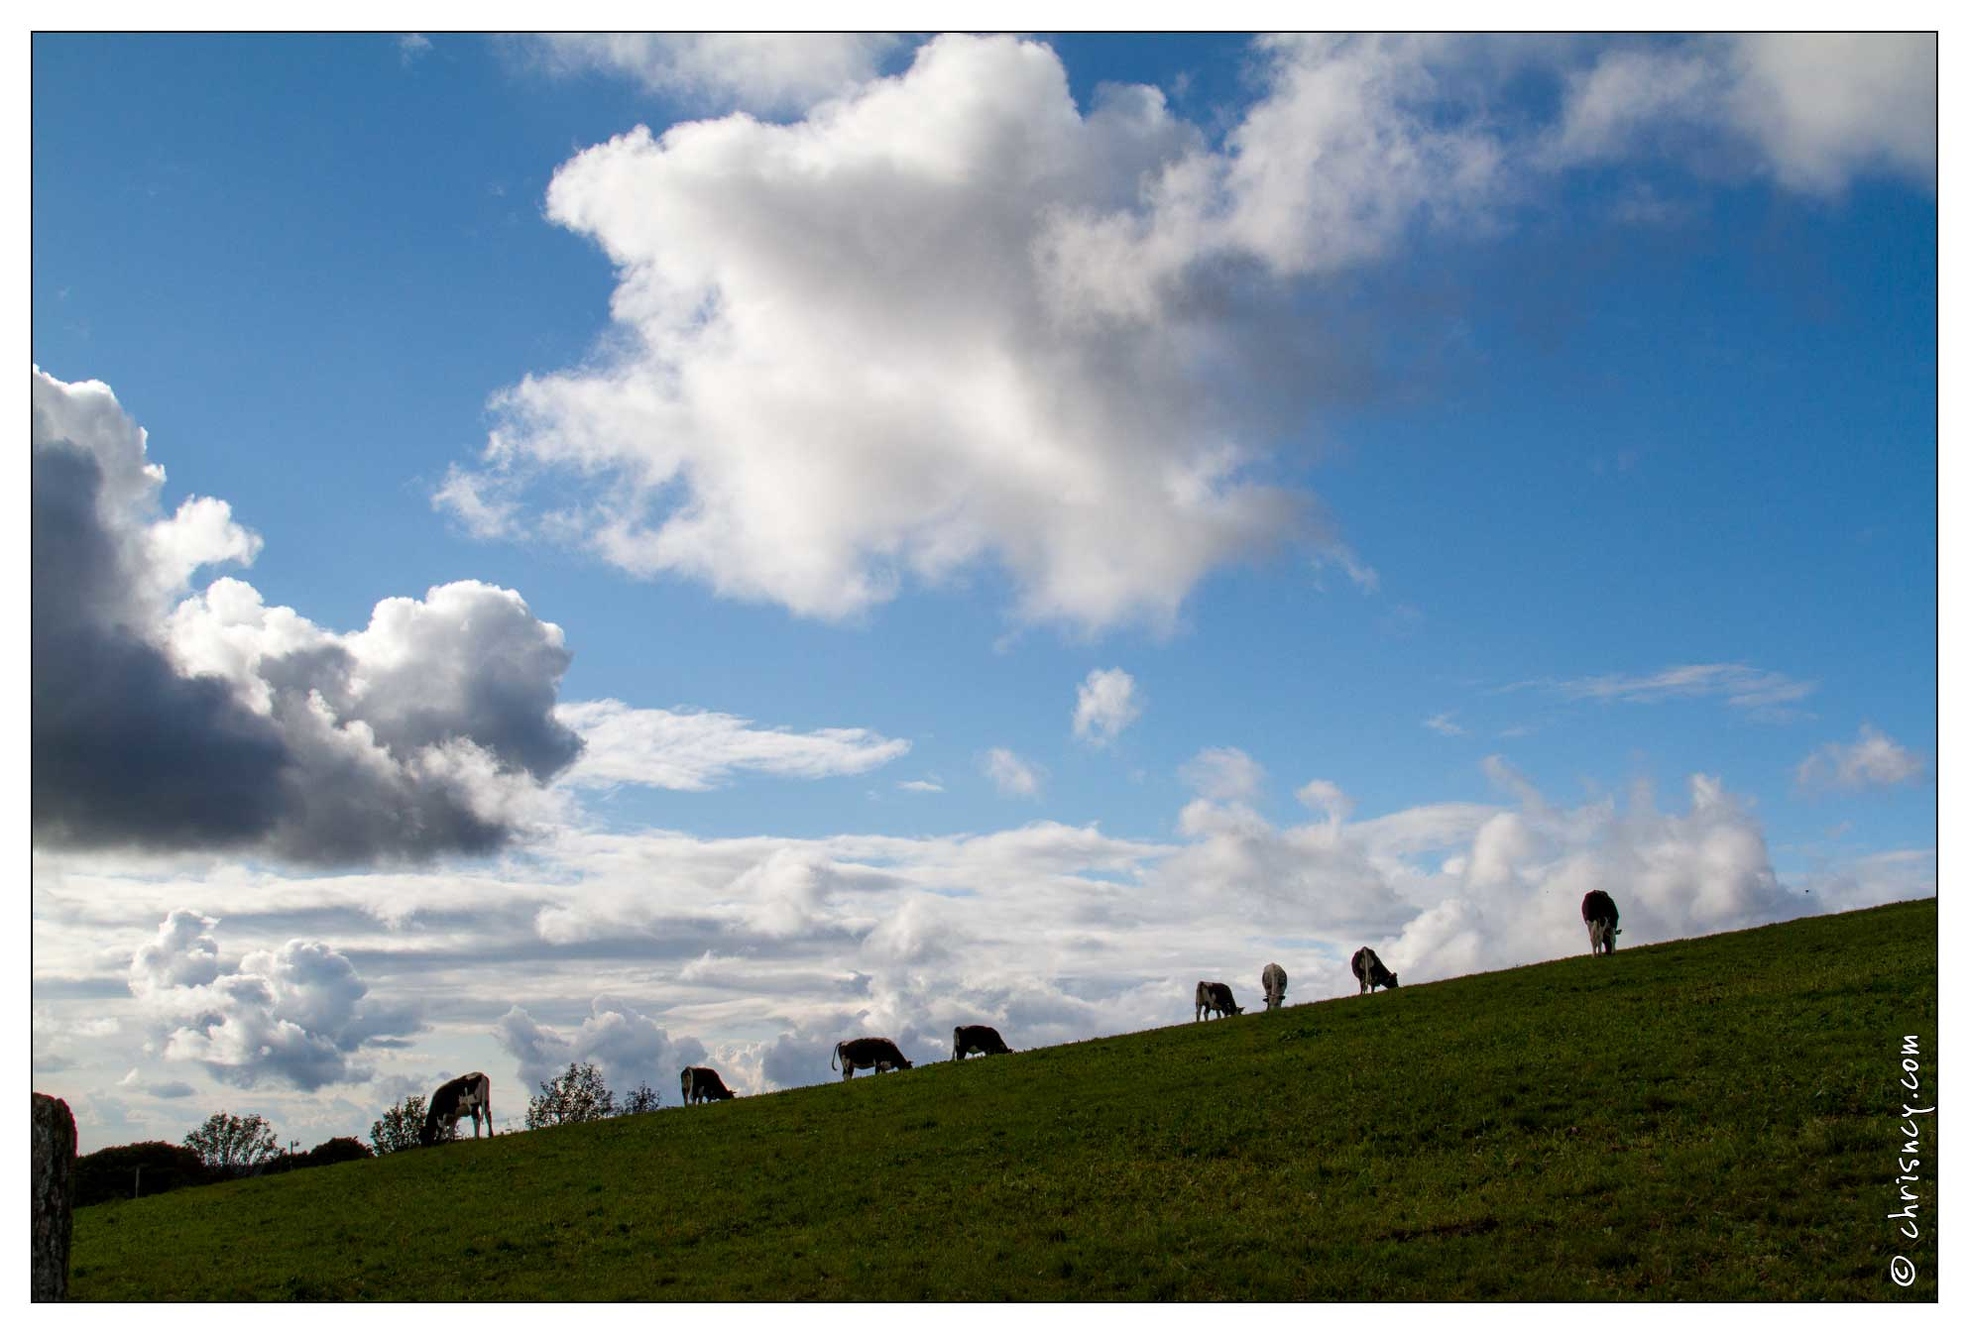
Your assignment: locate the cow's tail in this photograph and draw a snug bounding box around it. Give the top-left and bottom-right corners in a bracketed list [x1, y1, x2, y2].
[830, 1041, 842, 1072]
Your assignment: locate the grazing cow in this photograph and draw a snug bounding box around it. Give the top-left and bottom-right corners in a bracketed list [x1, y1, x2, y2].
[1582, 890, 1622, 956]
[833, 1037, 913, 1080]
[1261, 962, 1288, 1011]
[420, 1072, 493, 1145]
[1194, 981, 1243, 1021]
[680, 1066, 736, 1105]
[952, 1024, 1012, 1060]
[1351, 947, 1399, 994]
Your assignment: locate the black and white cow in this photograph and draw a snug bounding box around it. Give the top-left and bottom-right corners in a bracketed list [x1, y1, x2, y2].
[1582, 890, 1622, 956]
[1194, 981, 1243, 1021]
[833, 1037, 913, 1080]
[1261, 962, 1288, 1011]
[420, 1072, 493, 1145]
[952, 1025, 1012, 1060]
[1351, 947, 1399, 994]
[680, 1066, 737, 1105]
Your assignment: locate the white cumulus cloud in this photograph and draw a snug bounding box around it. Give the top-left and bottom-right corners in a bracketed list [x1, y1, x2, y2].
[128, 911, 420, 1091]
[1796, 724, 1928, 793]
[983, 747, 1044, 799]
[1547, 34, 1935, 194]
[443, 35, 1932, 637]
[1072, 667, 1142, 746]
[494, 999, 707, 1098]
[1180, 746, 1265, 804]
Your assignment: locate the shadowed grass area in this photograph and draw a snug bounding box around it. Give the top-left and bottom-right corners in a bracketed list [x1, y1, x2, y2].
[70, 898, 1936, 1300]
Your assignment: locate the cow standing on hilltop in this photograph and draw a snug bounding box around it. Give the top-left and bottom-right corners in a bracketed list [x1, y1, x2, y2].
[952, 1025, 1012, 1060]
[833, 1037, 913, 1080]
[681, 1067, 736, 1104]
[1351, 948, 1399, 994]
[1261, 962, 1288, 1011]
[421, 1072, 493, 1145]
[1195, 981, 1243, 1021]
[1582, 890, 1622, 956]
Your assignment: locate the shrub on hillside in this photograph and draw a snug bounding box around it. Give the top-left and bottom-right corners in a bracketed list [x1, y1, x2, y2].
[183, 1112, 280, 1178]
[618, 1082, 661, 1115]
[370, 1094, 439, 1154]
[74, 1141, 214, 1207]
[263, 1136, 377, 1176]
[301, 1135, 374, 1166]
[526, 1061, 616, 1128]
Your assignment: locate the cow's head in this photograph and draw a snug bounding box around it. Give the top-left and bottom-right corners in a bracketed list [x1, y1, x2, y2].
[1383, 972, 1399, 988]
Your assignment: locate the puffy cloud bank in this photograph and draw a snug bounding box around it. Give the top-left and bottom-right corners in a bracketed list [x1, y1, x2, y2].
[128, 910, 419, 1090]
[33, 368, 584, 864]
[40, 757, 1931, 1110]
[494, 998, 706, 1096]
[442, 33, 1933, 633]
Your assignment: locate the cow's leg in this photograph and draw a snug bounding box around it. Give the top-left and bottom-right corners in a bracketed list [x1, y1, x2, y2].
[842, 1063, 855, 1081]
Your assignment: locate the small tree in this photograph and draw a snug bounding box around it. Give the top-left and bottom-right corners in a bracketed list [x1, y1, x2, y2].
[525, 1061, 616, 1129]
[617, 1082, 661, 1116]
[183, 1112, 279, 1177]
[370, 1094, 438, 1155]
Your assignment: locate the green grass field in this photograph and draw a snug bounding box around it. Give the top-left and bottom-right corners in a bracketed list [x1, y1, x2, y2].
[70, 898, 1937, 1300]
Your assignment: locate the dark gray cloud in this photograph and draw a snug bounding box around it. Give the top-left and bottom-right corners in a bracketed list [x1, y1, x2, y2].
[33, 441, 292, 850]
[31, 369, 582, 866]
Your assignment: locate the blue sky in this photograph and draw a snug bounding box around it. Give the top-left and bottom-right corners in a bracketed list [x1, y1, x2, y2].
[30, 32, 1937, 1151]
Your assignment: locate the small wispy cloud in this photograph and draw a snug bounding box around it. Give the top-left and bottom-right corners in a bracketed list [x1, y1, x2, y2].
[1424, 712, 1466, 736]
[897, 779, 944, 794]
[556, 700, 909, 791]
[526, 34, 900, 116]
[1295, 778, 1354, 824]
[1072, 668, 1142, 748]
[1796, 725, 1928, 793]
[1376, 603, 1425, 638]
[1512, 663, 1815, 719]
[1180, 747, 1265, 803]
[982, 748, 1043, 799]
[397, 34, 431, 66]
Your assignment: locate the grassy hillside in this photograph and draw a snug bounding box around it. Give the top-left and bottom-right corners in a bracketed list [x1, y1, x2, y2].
[70, 899, 1937, 1300]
